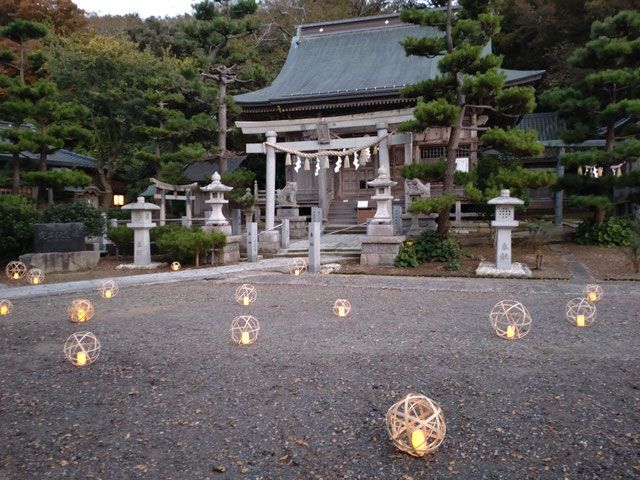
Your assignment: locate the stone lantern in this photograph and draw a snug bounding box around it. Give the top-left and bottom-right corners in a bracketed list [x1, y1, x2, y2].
[476, 189, 531, 277]
[366, 166, 397, 236]
[122, 196, 160, 266]
[201, 172, 233, 235]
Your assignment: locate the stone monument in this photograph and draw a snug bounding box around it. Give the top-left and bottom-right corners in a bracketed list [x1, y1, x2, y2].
[476, 189, 532, 278]
[20, 223, 100, 273]
[405, 178, 437, 236]
[117, 196, 165, 270]
[275, 181, 307, 239]
[360, 167, 406, 266]
[201, 172, 240, 264]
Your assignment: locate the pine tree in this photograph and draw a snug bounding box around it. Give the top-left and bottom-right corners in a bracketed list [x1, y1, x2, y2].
[400, 0, 542, 234]
[541, 10, 640, 222]
[0, 19, 47, 83]
[184, 0, 266, 173]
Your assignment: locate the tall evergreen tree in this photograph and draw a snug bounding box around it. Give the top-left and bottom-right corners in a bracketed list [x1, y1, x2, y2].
[0, 19, 47, 83]
[541, 10, 640, 221]
[183, 0, 266, 173]
[400, 0, 542, 234]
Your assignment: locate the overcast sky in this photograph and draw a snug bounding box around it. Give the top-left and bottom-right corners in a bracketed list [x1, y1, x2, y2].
[74, 1, 195, 18]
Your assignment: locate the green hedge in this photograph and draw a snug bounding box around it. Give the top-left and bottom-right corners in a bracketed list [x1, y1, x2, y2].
[395, 230, 463, 268]
[574, 217, 635, 247]
[0, 195, 39, 260]
[107, 226, 133, 254]
[42, 201, 104, 236]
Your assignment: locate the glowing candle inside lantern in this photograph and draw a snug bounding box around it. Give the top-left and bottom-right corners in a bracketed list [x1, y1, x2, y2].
[294, 269, 300, 276]
[338, 306, 346, 317]
[77, 308, 86, 322]
[240, 331, 251, 345]
[588, 292, 597, 302]
[76, 351, 87, 366]
[243, 295, 249, 306]
[0, 305, 7, 315]
[506, 325, 515, 338]
[411, 429, 427, 453]
[105, 290, 112, 299]
[576, 314, 585, 327]
[12, 272, 19, 280]
[32, 277, 39, 285]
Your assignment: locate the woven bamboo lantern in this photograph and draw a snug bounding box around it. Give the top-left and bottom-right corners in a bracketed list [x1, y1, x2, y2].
[0, 299, 13, 316]
[171, 261, 181, 271]
[489, 300, 532, 340]
[583, 284, 603, 303]
[230, 315, 260, 346]
[63, 331, 101, 367]
[333, 299, 351, 318]
[26, 268, 45, 285]
[5, 261, 27, 280]
[289, 258, 307, 276]
[386, 393, 446, 457]
[68, 299, 95, 323]
[235, 284, 257, 306]
[566, 297, 596, 327]
[100, 279, 119, 299]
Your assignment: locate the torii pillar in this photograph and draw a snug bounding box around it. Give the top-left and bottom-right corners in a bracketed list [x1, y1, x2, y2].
[261, 130, 280, 253]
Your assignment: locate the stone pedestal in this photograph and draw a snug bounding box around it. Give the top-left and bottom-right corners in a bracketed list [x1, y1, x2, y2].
[214, 235, 241, 265]
[276, 207, 300, 218]
[276, 214, 307, 239]
[20, 251, 100, 274]
[259, 230, 280, 255]
[360, 236, 406, 266]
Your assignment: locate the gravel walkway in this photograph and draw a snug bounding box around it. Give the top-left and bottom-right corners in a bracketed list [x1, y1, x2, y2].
[1, 274, 638, 479]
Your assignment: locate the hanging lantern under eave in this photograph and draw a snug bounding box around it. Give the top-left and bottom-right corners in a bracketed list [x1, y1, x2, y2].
[304, 158, 310, 171]
[285, 153, 292, 166]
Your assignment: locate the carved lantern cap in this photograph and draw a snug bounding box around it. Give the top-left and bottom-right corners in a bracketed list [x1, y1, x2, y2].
[201, 172, 233, 193]
[488, 189, 524, 206]
[367, 166, 397, 188]
[122, 196, 160, 211]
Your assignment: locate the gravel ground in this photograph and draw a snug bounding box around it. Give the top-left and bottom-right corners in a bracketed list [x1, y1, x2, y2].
[0, 274, 638, 480]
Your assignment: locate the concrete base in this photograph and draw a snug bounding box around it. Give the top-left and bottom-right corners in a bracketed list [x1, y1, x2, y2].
[259, 231, 281, 255]
[116, 262, 167, 270]
[360, 235, 406, 266]
[276, 207, 300, 218]
[367, 223, 394, 236]
[475, 261, 532, 278]
[20, 251, 100, 274]
[277, 216, 307, 239]
[215, 235, 241, 265]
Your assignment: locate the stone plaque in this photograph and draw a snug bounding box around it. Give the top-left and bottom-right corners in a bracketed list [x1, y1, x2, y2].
[33, 223, 85, 253]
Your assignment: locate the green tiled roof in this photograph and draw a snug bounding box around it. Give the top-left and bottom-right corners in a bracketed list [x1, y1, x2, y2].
[236, 16, 544, 107]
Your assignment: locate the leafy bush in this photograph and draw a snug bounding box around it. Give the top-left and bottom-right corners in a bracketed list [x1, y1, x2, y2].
[42, 201, 104, 236]
[107, 226, 133, 254]
[155, 226, 226, 265]
[107, 207, 130, 220]
[623, 226, 640, 273]
[0, 195, 39, 259]
[574, 217, 635, 247]
[394, 230, 463, 267]
[222, 167, 256, 208]
[150, 224, 181, 242]
[407, 194, 456, 215]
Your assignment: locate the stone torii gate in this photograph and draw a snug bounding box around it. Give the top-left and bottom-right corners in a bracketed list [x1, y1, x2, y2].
[150, 178, 198, 226]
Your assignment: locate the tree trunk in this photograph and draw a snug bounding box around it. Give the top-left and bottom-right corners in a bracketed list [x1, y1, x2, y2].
[97, 161, 113, 209]
[595, 209, 606, 222]
[19, 40, 25, 83]
[39, 150, 47, 171]
[217, 79, 228, 173]
[12, 153, 20, 194]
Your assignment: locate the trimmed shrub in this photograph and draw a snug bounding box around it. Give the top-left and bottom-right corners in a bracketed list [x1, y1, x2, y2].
[395, 230, 463, 267]
[155, 227, 226, 265]
[42, 201, 104, 236]
[0, 195, 39, 259]
[107, 226, 133, 254]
